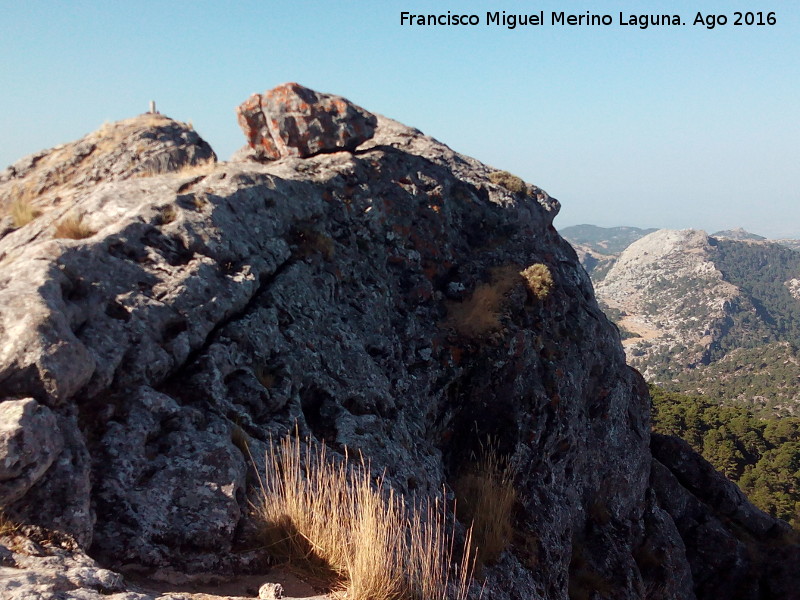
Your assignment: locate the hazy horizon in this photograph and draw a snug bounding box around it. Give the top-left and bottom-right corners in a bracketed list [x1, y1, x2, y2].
[556, 222, 796, 240]
[2, 1, 798, 237]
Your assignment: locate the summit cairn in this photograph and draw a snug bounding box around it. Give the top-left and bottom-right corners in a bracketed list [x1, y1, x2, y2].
[236, 82, 377, 160]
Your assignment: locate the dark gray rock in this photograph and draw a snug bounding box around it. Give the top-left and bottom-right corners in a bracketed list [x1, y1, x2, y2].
[651, 433, 799, 600]
[0, 398, 63, 505]
[5, 408, 94, 546]
[91, 386, 246, 569]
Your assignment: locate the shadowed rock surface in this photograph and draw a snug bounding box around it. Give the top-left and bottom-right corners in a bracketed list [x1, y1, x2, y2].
[0, 84, 797, 599]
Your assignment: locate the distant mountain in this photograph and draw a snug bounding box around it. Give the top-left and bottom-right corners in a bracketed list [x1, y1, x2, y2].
[561, 224, 658, 255]
[594, 229, 800, 416]
[712, 227, 766, 241]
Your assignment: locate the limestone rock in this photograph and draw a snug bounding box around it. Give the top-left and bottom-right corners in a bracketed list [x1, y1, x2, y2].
[0, 113, 215, 236]
[0, 398, 63, 505]
[236, 82, 377, 159]
[0, 528, 130, 600]
[0, 86, 796, 599]
[91, 387, 246, 568]
[0, 114, 217, 404]
[4, 407, 94, 545]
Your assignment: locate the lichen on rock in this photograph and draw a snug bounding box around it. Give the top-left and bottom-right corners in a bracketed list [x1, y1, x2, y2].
[236, 82, 377, 160]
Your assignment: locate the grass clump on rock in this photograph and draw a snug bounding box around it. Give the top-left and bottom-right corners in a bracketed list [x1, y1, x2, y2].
[257, 431, 476, 600]
[453, 445, 517, 568]
[521, 263, 553, 301]
[8, 196, 42, 228]
[488, 170, 526, 194]
[0, 512, 19, 537]
[444, 265, 521, 338]
[54, 214, 95, 240]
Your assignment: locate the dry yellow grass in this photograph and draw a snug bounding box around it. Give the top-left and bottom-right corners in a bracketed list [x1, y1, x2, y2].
[0, 512, 19, 537]
[407, 497, 475, 600]
[158, 204, 178, 225]
[8, 196, 41, 228]
[444, 265, 521, 338]
[453, 444, 517, 567]
[54, 214, 94, 239]
[257, 432, 476, 600]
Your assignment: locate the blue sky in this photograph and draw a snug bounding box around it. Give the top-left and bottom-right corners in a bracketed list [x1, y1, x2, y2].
[2, 1, 798, 236]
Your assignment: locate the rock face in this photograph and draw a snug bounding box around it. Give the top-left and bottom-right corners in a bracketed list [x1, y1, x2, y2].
[0, 85, 797, 599]
[236, 83, 377, 160]
[0, 399, 63, 505]
[0, 113, 215, 235]
[650, 434, 800, 600]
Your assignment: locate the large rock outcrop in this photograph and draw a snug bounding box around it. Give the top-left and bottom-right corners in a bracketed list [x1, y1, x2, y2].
[0, 84, 797, 599]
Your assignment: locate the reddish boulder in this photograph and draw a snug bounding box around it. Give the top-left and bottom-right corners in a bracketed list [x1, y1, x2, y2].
[236, 83, 377, 160]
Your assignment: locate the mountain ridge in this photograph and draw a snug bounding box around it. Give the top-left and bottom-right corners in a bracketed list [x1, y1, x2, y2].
[585, 227, 800, 416]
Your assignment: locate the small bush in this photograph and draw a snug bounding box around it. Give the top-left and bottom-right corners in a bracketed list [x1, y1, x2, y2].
[521, 263, 553, 300]
[54, 215, 94, 240]
[453, 444, 517, 567]
[488, 170, 526, 194]
[257, 431, 476, 600]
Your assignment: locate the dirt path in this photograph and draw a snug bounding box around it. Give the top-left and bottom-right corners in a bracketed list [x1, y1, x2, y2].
[126, 568, 330, 599]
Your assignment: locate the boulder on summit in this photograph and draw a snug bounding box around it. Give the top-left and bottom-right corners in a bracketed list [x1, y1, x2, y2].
[236, 82, 377, 160]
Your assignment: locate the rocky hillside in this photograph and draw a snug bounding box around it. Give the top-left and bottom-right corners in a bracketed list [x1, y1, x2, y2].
[595, 229, 800, 416]
[711, 228, 766, 241]
[0, 84, 797, 600]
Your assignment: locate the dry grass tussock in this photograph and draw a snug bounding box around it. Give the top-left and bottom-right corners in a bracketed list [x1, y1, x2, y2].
[138, 157, 217, 179]
[257, 432, 476, 600]
[7, 195, 42, 228]
[444, 265, 521, 338]
[54, 214, 94, 240]
[453, 443, 517, 567]
[0, 512, 19, 537]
